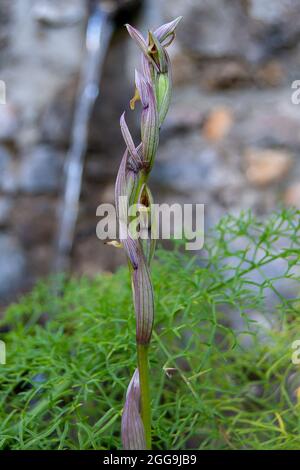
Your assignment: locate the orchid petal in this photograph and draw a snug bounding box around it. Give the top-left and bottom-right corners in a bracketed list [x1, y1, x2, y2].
[120, 112, 142, 168]
[141, 53, 154, 83]
[122, 369, 146, 450]
[126, 24, 159, 72]
[115, 149, 138, 243]
[125, 24, 148, 55]
[140, 82, 159, 170]
[154, 16, 183, 45]
[132, 247, 154, 344]
[148, 31, 168, 73]
[134, 71, 159, 169]
[135, 70, 149, 108]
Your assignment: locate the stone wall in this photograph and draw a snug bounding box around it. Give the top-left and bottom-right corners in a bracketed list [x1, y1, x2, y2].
[1, 0, 300, 306]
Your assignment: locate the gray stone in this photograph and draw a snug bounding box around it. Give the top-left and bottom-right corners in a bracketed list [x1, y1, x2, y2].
[0, 145, 17, 193]
[0, 235, 27, 301]
[0, 104, 19, 141]
[32, 0, 86, 27]
[153, 132, 240, 194]
[160, 0, 250, 59]
[160, 0, 300, 62]
[19, 145, 63, 194]
[231, 90, 300, 149]
[40, 80, 76, 147]
[0, 197, 12, 226]
[0, 146, 11, 186]
[249, 0, 299, 24]
[0, 0, 86, 134]
[247, 0, 300, 58]
[0, 0, 11, 50]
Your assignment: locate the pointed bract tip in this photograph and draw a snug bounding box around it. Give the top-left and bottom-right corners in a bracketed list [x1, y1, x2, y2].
[121, 369, 146, 450]
[125, 23, 147, 47]
[154, 16, 183, 44]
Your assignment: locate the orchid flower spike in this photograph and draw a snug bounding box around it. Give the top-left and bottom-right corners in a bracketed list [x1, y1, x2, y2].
[115, 16, 182, 450]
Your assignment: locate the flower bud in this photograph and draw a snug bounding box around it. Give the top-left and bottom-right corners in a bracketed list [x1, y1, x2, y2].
[132, 248, 154, 344]
[122, 369, 146, 450]
[125, 24, 159, 71]
[135, 71, 159, 171]
[154, 16, 183, 45]
[115, 149, 139, 246]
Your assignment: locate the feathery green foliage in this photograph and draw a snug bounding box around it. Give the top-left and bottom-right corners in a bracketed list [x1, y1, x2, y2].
[0, 209, 300, 450]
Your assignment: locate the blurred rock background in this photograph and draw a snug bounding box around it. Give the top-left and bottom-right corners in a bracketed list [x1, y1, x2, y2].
[0, 0, 300, 307]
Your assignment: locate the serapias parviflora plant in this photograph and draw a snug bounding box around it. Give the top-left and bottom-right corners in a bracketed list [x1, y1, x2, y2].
[114, 17, 182, 449]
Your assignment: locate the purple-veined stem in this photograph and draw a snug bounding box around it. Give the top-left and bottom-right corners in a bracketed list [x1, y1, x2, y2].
[126, 255, 152, 449]
[137, 344, 151, 449]
[129, 169, 152, 449]
[121, 17, 182, 450]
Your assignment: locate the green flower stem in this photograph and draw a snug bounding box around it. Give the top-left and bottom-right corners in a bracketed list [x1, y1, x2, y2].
[137, 343, 151, 449]
[120, 18, 182, 450]
[130, 168, 152, 449]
